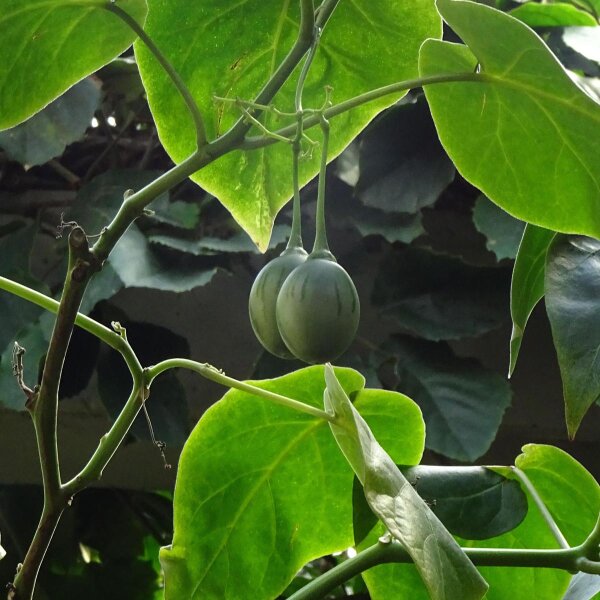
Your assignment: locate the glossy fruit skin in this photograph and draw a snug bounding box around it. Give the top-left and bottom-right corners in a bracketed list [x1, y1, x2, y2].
[248, 247, 308, 358]
[276, 252, 360, 364]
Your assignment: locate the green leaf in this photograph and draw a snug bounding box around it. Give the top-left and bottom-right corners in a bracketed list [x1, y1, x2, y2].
[515, 444, 600, 545]
[472, 195, 525, 261]
[160, 365, 425, 600]
[510, 3, 598, 27]
[353, 465, 528, 546]
[545, 235, 600, 436]
[0, 78, 100, 166]
[564, 573, 600, 600]
[136, 0, 441, 250]
[324, 365, 488, 600]
[402, 466, 528, 539]
[385, 336, 512, 462]
[421, 0, 600, 237]
[372, 246, 510, 341]
[509, 224, 556, 377]
[356, 100, 455, 214]
[0, 0, 147, 130]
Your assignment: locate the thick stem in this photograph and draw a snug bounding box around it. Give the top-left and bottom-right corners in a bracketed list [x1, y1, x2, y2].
[8, 506, 65, 600]
[288, 540, 589, 600]
[32, 229, 99, 497]
[146, 359, 334, 421]
[104, 3, 207, 148]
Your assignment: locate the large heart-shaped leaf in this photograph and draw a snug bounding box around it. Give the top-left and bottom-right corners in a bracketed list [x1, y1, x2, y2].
[421, 0, 600, 238]
[385, 336, 512, 462]
[0, 0, 147, 130]
[324, 366, 488, 600]
[356, 99, 455, 214]
[160, 365, 425, 600]
[545, 235, 600, 437]
[509, 224, 556, 377]
[372, 246, 511, 342]
[136, 0, 441, 249]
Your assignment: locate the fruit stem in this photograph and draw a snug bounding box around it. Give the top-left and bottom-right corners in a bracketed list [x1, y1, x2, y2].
[288, 22, 321, 251]
[313, 111, 330, 253]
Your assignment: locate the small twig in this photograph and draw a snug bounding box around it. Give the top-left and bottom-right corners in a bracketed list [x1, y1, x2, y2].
[55, 214, 79, 239]
[238, 104, 293, 144]
[142, 400, 172, 470]
[11, 342, 35, 403]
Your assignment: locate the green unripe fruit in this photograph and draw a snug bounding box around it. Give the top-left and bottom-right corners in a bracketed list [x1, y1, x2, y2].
[248, 247, 308, 358]
[276, 251, 360, 364]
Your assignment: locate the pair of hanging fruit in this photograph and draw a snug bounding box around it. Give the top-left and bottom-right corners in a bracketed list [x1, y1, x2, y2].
[249, 114, 360, 364]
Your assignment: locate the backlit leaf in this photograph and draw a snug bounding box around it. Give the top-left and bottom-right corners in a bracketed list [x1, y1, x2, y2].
[421, 0, 600, 237]
[0, 0, 147, 130]
[136, 0, 441, 249]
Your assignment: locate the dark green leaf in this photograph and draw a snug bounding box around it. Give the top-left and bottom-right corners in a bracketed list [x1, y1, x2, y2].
[0, 0, 147, 129]
[69, 170, 168, 234]
[386, 336, 512, 462]
[545, 235, 600, 436]
[356, 100, 455, 213]
[0, 78, 100, 166]
[472, 195, 525, 261]
[324, 366, 487, 600]
[137, 0, 441, 249]
[402, 466, 527, 539]
[111, 227, 218, 292]
[353, 465, 527, 546]
[421, 1, 600, 237]
[148, 224, 289, 256]
[70, 171, 217, 292]
[372, 246, 510, 341]
[564, 573, 600, 600]
[348, 208, 424, 244]
[160, 365, 425, 600]
[509, 224, 556, 377]
[149, 196, 201, 230]
[78, 264, 123, 316]
[510, 3, 598, 27]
